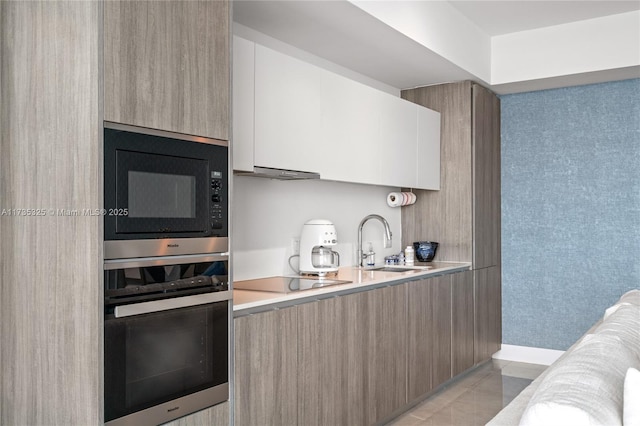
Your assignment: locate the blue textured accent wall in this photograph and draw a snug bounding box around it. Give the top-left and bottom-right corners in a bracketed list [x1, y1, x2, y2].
[500, 79, 640, 350]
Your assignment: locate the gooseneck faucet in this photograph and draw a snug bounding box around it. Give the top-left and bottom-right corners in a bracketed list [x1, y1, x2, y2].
[357, 214, 392, 267]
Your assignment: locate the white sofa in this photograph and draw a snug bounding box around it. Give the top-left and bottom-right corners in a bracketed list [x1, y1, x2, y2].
[487, 290, 640, 426]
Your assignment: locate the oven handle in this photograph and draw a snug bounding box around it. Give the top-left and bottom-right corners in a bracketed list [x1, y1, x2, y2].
[104, 252, 229, 270]
[114, 290, 232, 318]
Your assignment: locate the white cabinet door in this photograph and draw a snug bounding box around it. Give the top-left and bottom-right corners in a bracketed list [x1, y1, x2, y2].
[379, 97, 417, 188]
[232, 36, 255, 172]
[319, 71, 382, 185]
[235, 39, 441, 189]
[254, 45, 323, 173]
[416, 106, 441, 190]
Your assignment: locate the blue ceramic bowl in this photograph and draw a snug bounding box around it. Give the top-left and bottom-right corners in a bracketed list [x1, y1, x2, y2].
[413, 241, 439, 262]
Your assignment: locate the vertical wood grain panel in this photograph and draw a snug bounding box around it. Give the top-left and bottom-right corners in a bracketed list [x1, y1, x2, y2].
[472, 84, 501, 269]
[363, 285, 407, 423]
[104, 0, 229, 140]
[401, 82, 473, 263]
[0, 1, 102, 424]
[431, 275, 452, 389]
[234, 308, 298, 426]
[162, 402, 229, 426]
[451, 270, 474, 376]
[297, 294, 366, 426]
[474, 266, 502, 364]
[406, 279, 433, 401]
[407, 275, 452, 401]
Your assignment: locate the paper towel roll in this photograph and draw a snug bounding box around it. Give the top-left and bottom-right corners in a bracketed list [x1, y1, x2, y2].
[387, 192, 416, 207]
[387, 192, 403, 207]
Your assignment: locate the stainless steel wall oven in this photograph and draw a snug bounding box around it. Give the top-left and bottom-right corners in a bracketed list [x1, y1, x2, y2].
[103, 123, 231, 425]
[104, 255, 230, 426]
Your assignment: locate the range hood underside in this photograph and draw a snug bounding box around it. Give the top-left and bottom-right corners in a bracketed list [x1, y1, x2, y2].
[234, 166, 320, 180]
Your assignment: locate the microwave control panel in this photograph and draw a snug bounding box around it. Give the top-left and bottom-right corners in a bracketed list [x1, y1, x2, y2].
[210, 171, 224, 230]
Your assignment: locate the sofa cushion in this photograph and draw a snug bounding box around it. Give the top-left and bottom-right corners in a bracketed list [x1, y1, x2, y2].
[605, 290, 640, 319]
[596, 304, 640, 355]
[619, 289, 640, 305]
[520, 333, 640, 426]
[625, 367, 640, 426]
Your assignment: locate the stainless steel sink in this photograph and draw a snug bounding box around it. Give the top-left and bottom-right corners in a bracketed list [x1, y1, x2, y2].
[368, 266, 431, 272]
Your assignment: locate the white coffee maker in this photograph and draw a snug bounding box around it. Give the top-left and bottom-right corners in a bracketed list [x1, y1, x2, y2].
[299, 219, 340, 276]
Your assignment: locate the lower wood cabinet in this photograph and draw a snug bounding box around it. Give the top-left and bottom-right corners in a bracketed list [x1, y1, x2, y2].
[296, 285, 407, 425]
[361, 286, 407, 424]
[474, 266, 502, 364]
[452, 270, 475, 376]
[297, 293, 367, 425]
[234, 308, 298, 426]
[406, 275, 452, 401]
[233, 269, 499, 425]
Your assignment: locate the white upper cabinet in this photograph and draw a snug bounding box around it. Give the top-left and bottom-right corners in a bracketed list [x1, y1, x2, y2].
[318, 70, 383, 185]
[254, 45, 324, 173]
[233, 36, 255, 172]
[232, 36, 440, 189]
[379, 97, 418, 188]
[417, 106, 441, 190]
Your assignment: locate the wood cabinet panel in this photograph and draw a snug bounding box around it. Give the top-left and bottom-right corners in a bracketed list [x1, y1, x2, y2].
[162, 402, 229, 426]
[472, 84, 501, 269]
[431, 276, 453, 389]
[406, 279, 433, 400]
[363, 285, 407, 423]
[401, 81, 501, 267]
[451, 270, 474, 376]
[401, 82, 473, 263]
[296, 286, 407, 425]
[235, 308, 298, 426]
[236, 271, 472, 423]
[407, 275, 452, 401]
[104, 0, 229, 139]
[297, 294, 366, 426]
[474, 266, 502, 364]
[1, 1, 102, 424]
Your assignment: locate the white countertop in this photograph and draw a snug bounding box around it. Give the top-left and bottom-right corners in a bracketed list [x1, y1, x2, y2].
[233, 261, 471, 315]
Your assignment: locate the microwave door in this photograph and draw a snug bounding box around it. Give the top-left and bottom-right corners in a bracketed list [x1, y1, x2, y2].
[114, 150, 209, 235]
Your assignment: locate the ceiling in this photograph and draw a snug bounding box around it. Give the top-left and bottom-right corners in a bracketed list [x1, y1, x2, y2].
[233, 0, 640, 94]
[449, 1, 640, 36]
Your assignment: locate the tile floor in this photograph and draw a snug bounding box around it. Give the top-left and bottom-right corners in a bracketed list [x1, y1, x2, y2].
[387, 360, 548, 426]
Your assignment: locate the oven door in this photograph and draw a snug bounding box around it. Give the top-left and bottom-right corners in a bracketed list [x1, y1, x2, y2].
[104, 293, 230, 426]
[104, 254, 230, 426]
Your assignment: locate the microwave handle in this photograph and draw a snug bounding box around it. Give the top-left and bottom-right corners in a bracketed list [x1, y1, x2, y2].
[114, 290, 232, 318]
[104, 252, 229, 270]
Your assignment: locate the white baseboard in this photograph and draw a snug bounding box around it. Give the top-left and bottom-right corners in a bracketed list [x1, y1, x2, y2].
[492, 344, 565, 366]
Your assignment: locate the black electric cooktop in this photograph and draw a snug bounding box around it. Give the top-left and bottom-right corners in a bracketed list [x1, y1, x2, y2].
[233, 276, 352, 293]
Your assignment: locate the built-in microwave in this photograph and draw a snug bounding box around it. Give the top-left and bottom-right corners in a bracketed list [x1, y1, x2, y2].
[104, 122, 228, 260]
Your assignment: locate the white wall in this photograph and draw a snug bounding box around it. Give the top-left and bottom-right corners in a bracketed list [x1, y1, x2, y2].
[351, 0, 491, 83]
[492, 11, 640, 85]
[231, 176, 403, 281]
